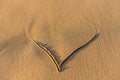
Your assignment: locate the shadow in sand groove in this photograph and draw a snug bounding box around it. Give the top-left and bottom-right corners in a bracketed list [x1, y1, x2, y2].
[60, 33, 100, 72]
[33, 33, 100, 72]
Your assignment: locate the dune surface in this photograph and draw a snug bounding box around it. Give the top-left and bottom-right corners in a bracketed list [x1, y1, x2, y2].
[0, 0, 120, 80]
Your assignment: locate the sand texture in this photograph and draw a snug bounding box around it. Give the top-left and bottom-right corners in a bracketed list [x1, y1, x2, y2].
[0, 0, 120, 80]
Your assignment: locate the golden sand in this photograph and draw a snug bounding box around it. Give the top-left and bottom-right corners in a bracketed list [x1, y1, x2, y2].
[0, 0, 120, 80]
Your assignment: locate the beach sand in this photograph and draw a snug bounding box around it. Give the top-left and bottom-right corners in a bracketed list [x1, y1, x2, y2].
[0, 0, 120, 80]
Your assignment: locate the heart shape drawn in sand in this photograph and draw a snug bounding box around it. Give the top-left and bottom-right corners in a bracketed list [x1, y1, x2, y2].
[26, 20, 98, 72]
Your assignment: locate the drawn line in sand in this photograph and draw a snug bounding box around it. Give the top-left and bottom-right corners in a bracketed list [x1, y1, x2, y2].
[25, 19, 99, 72]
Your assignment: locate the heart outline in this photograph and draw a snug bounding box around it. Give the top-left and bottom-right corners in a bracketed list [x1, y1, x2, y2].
[25, 19, 98, 72]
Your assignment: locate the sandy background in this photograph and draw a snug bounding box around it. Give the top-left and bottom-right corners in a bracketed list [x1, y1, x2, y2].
[0, 0, 120, 80]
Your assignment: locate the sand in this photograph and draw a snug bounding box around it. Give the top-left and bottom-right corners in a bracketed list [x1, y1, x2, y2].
[0, 0, 120, 80]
